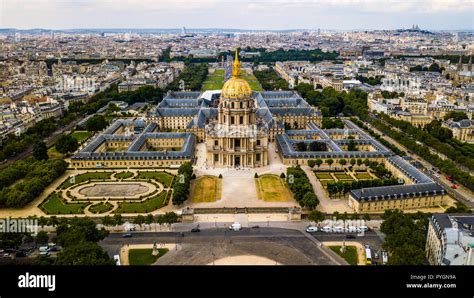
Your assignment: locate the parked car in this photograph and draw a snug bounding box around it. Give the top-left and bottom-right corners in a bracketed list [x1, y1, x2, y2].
[191, 227, 200, 232]
[251, 225, 260, 229]
[321, 226, 333, 233]
[122, 233, 132, 238]
[306, 226, 318, 233]
[333, 226, 344, 233]
[345, 226, 357, 233]
[39, 246, 50, 252]
[345, 235, 356, 239]
[229, 223, 242, 231]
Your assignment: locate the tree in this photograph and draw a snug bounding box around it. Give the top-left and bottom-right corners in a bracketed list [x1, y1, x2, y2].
[133, 215, 145, 227]
[350, 158, 356, 168]
[308, 160, 316, 168]
[55, 241, 115, 265]
[347, 140, 357, 151]
[113, 214, 123, 226]
[35, 231, 49, 245]
[85, 115, 107, 132]
[101, 216, 114, 226]
[302, 192, 319, 210]
[309, 142, 327, 151]
[307, 210, 325, 223]
[296, 142, 307, 152]
[443, 111, 468, 122]
[380, 210, 428, 265]
[315, 159, 323, 170]
[55, 134, 79, 154]
[33, 140, 48, 161]
[339, 159, 347, 169]
[327, 159, 334, 170]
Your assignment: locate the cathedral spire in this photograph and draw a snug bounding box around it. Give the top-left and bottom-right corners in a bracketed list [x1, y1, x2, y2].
[232, 49, 241, 77]
[468, 55, 472, 72]
[457, 55, 463, 71]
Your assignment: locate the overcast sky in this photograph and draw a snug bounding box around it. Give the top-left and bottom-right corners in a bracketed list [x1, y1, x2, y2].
[1, 0, 473, 30]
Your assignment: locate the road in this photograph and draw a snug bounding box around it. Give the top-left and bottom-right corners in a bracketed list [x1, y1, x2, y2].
[362, 119, 474, 208]
[99, 227, 348, 265]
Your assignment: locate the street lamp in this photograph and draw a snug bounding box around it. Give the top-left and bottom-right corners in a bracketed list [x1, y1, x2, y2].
[214, 216, 218, 227]
[267, 216, 270, 227]
[211, 252, 215, 265]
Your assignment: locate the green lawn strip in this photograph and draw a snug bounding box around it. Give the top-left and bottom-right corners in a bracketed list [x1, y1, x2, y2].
[40, 193, 87, 215]
[89, 202, 113, 214]
[60, 172, 113, 189]
[71, 131, 93, 144]
[136, 171, 174, 188]
[115, 191, 168, 214]
[329, 246, 358, 265]
[315, 172, 333, 179]
[128, 248, 169, 265]
[115, 171, 134, 179]
[333, 173, 353, 180]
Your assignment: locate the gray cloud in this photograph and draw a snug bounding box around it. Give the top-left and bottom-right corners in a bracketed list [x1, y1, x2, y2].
[1, 0, 472, 29]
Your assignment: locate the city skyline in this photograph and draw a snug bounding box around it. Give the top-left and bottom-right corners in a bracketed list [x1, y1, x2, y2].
[1, 0, 473, 30]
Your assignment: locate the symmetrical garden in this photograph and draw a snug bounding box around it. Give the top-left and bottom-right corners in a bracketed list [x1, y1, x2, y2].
[39, 170, 175, 215]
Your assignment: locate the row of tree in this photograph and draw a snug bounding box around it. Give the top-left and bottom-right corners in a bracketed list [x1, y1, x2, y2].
[172, 162, 193, 205]
[253, 69, 289, 91]
[0, 158, 68, 208]
[326, 178, 400, 198]
[167, 63, 208, 91]
[286, 166, 319, 210]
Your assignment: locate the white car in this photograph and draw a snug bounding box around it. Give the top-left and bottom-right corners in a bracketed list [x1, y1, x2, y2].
[345, 226, 357, 233]
[306, 226, 318, 233]
[229, 223, 242, 231]
[321, 226, 333, 233]
[333, 226, 344, 233]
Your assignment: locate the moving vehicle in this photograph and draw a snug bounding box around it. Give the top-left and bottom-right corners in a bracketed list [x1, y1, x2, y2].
[191, 227, 200, 232]
[122, 233, 132, 238]
[229, 223, 242, 231]
[345, 234, 356, 239]
[306, 226, 318, 233]
[365, 247, 372, 265]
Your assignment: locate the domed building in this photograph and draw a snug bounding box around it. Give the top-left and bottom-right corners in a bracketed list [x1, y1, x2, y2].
[205, 50, 269, 167]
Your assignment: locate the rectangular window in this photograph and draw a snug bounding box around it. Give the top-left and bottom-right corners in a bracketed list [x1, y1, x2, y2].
[256, 140, 261, 146]
[214, 154, 219, 162]
[231, 116, 235, 125]
[214, 140, 218, 146]
[256, 154, 261, 162]
[239, 116, 243, 124]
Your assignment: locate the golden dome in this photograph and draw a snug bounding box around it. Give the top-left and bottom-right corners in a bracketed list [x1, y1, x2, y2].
[221, 49, 252, 99]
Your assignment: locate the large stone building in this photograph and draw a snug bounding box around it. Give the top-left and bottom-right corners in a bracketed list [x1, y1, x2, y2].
[205, 52, 269, 167]
[72, 50, 322, 169]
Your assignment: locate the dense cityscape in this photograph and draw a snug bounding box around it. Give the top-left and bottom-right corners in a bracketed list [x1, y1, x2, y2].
[0, 3, 473, 297]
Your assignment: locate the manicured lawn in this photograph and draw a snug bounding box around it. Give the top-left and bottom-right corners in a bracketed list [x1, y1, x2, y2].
[40, 193, 87, 215]
[71, 131, 93, 144]
[315, 172, 333, 179]
[115, 171, 134, 179]
[47, 146, 63, 159]
[319, 180, 334, 187]
[241, 71, 263, 91]
[190, 176, 221, 202]
[128, 248, 168, 265]
[136, 171, 174, 188]
[202, 69, 226, 90]
[60, 172, 113, 189]
[329, 246, 359, 265]
[89, 202, 113, 214]
[201, 69, 263, 91]
[256, 174, 293, 202]
[115, 191, 168, 213]
[354, 172, 374, 180]
[334, 173, 353, 180]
